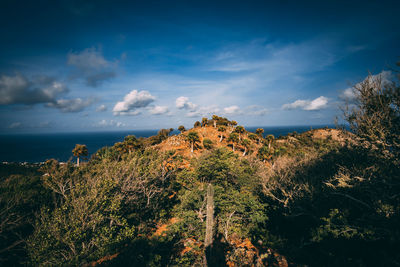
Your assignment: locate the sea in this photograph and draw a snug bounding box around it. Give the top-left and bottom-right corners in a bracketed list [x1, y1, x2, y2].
[0, 125, 333, 163]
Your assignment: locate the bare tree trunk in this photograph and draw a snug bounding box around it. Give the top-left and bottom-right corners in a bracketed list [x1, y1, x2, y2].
[219, 135, 223, 142]
[242, 148, 247, 156]
[77, 157, 80, 167]
[214, 121, 216, 128]
[204, 183, 214, 266]
[191, 142, 194, 153]
[232, 144, 235, 152]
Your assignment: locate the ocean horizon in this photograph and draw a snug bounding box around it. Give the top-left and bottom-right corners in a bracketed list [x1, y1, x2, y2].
[0, 125, 334, 163]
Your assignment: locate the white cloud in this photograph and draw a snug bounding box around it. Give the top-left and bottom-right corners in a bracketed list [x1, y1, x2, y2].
[67, 47, 117, 87]
[175, 96, 197, 110]
[0, 74, 68, 105]
[113, 90, 155, 116]
[96, 104, 107, 112]
[8, 122, 22, 129]
[339, 71, 393, 101]
[223, 105, 241, 114]
[96, 119, 125, 128]
[340, 87, 357, 101]
[46, 98, 94, 112]
[282, 96, 328, 111]
[149, 105, 169, 115]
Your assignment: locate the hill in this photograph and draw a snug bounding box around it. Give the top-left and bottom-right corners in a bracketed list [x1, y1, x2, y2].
[1, 111, 399, 266]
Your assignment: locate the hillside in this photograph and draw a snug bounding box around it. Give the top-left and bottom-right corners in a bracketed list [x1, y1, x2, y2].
[154, 124, 350, 159]
[1, 113, 399, 267]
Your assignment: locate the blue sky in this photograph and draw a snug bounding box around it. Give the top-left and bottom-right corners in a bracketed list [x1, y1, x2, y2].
[0, 0, 399, 133]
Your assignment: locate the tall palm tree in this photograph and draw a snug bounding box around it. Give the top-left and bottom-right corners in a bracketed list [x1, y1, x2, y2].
[241, 139, 251, 156]
[256, 128, 264, 143]
[266, 134, 275, 150]
[248, 133, 258, 143]
[218, 126, 226, 142]
[235, 126, 245, 141]
[187, 132, 200, 153]
[201, 117, 208, 127]
[72, 144, 88, 167]
[228, 132, 239, 152]
[212, 115, 219, 128]
[178, 125, 186, 133]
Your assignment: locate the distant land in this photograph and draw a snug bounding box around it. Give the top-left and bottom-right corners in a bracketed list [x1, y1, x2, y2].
[0, 125, 334, 163]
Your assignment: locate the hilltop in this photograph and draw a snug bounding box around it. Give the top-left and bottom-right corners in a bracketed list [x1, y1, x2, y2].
[150, 116, 352, 167]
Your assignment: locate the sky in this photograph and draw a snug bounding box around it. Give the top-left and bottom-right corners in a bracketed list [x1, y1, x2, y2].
[0, 0, 399, 133]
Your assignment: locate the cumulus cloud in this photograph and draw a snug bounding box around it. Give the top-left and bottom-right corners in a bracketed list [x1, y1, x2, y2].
[113, 90, 155, 116]
[223, 105, 241, 115]
[149, 105, 169, 115]
[339, 71, 393, 101]
[175, 96, 197, 110]
[46, 98, 94, 113]
[96, 104, 107, 112]
[282, 96, 328, 111]
[0, 73, 68, 105]
[67, 47, 117, 87]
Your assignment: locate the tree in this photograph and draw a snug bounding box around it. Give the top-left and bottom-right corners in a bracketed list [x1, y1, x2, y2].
[204, 183, 214, 266]
[72, 144, 88, 167]
[231, 120, 238, 127]
[124, 135, 140, 154]
[212, 115, 219, 128]
[218, 126, 226, 142]
[248, 133, 258, 143]
[158, 128, 173, 140]
[203, 138, 213, 150]
[178, 125, 186, 133]
[256, 128, 264, 143]
[227, 132, 239, 152]
[266, 134, 275, 150]
[343, 71, 400, 159]
[187, 132, 200, 153]
[194, 121, 201, 128]
[257, 145, 271, 163]
[241, 139, 251, 156]
[201, 117, 208, 127]
[235, 126, 245, 141]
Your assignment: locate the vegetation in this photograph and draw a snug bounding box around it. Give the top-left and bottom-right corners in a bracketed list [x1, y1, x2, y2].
[178, 125, 186, 133]
[203, 138, 213, 150]
[227, 132, 239, 152]
[234, 125, 245, 141]
[72, 144, 88, 166]
[218, 126, 226, 142]
[187, 132, 200, 153]
[0, 69, 399, 266]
